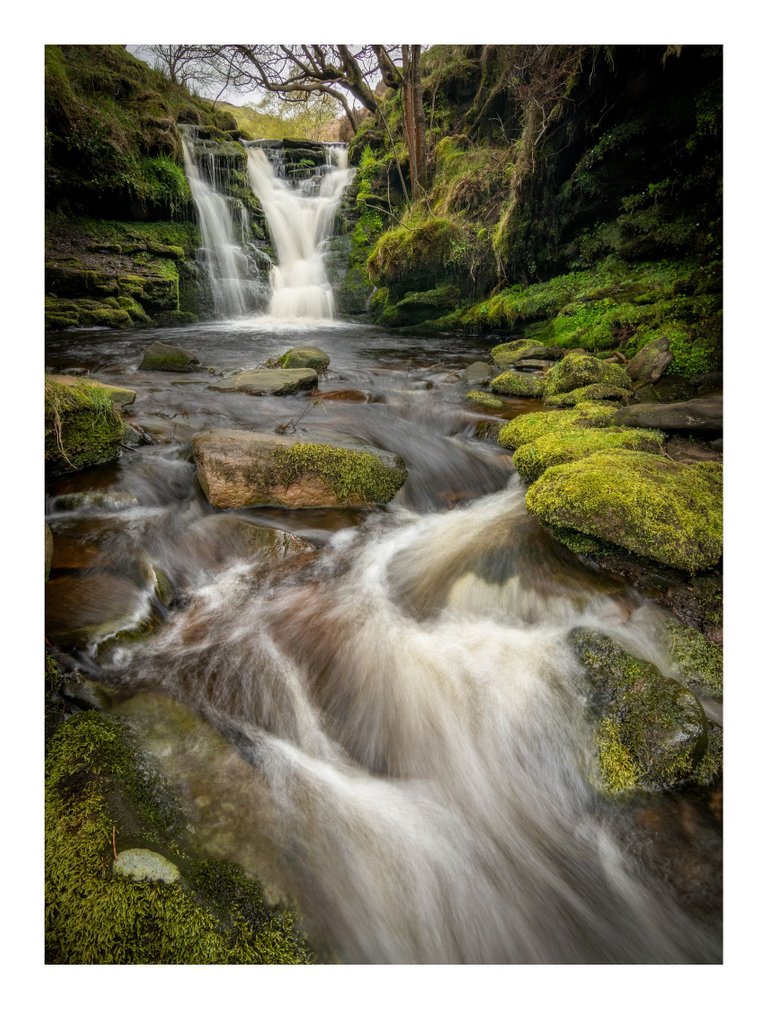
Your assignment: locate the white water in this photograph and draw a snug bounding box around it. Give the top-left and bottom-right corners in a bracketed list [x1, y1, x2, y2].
[180, 130, 259, 318]
[246, 146, 354, 320]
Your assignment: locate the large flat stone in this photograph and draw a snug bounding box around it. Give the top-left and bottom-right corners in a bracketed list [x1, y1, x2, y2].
[613, 395, 723, 432]
[193, 428, 406, 509]
[208, 368, 318, 396]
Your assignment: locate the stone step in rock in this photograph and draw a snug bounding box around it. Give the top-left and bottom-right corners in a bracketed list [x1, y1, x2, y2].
[193, 428, 407, 509]
[209, 368, 318, 396]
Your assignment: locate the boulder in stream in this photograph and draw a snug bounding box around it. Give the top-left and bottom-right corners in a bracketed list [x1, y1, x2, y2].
[209, 368, 319, 396]
[139, 340, 199, 372]
[193, 428, 407, 509]
[489, 370, 544, 397]
[526, 449, 722, 573]
[542, 353, 633, 398]
[277, 346, 330, 371]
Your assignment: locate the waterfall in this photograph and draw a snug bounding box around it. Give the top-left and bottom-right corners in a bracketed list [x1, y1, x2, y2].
[179, 128, 261, 318]
[246, 145, 354, 320]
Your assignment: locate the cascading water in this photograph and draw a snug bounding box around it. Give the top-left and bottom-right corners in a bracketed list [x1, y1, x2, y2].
[179, 128, 262, 318]
[246, 144, 355, 320]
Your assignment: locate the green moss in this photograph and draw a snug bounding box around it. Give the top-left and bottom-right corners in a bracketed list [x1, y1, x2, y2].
[570, 630, 709, 793]
[662, 619, 723, 696]
[542, 353, 632, 397]
[45, 377, 124, 475]
[544, 382, 634, 406]
[512, 427, 665, 484]
[489, 371, 544, 397]
[526, 450, 722, 573]
[465, 390, 505, 409]
[45, 711, 313, 964]
[497, 401, 617, 450]
[270, 443, 407, 504]
[490, 338, 541, 362]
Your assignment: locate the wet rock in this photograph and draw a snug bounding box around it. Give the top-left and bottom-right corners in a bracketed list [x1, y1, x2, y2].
[543, 354, 633, 397]
[51, 490, 140, 512]
[176, 514, 313, 572]
[192, 428, 407, 509]
[489, 370, 544, 397]
[462, 361, 493, 385]
[46, 373, 136, 406]
[277, 346, 330, 371]
[525, 450, 722, 573]
[209, 368, 318, 396]
[626, 336, 673, 383]
[569, 629, 710, 793]
[46, 572, 151, 649]
[613, 395, 723, 433]
[45, 377, 124, 476]
[113, 848, 180, 884]
[139, 341, 199, 372]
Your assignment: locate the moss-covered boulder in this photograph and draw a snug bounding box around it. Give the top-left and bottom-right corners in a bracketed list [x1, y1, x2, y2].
[209, 369, 319, 396]
[277, 346, 330, 371]
[662, 619, 723, 697]
[542, 353, 633, 398]
[45, 710, 313, 963]
[544, 383, 633, 407]
[139, 341, 199, 372]
[569, 629, 710, 793]
[465, 390, 505, 410]
[489, 371, 544, 397]
[46, 373, 136, 406]
[526, 450, 722, 572]
[497, 402, 617, 451]
[490, 338, 541, 362]
[45, 377, 125, 475]
[192, 429, 407, 509]
[512, 427, 665, 484]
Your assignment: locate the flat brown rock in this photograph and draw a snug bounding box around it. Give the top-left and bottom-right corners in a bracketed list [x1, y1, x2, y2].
[209, 368, 318, 396]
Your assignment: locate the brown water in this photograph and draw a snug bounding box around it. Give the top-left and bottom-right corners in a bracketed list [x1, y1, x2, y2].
[45, 319, 722, 964]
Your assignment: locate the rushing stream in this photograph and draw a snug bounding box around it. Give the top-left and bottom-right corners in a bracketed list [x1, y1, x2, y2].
[45, 320, 722, 964]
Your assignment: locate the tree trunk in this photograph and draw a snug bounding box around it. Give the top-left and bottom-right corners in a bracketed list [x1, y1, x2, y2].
[401, 45, 426, 199]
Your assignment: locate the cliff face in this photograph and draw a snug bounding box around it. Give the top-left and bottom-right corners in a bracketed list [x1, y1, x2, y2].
[351, 45, 722, 376]
[44, 45, 242, 330]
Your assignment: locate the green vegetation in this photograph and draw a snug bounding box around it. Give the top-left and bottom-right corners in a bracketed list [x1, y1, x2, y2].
[45, 378, 124, 475]
[497, 402, 617, 451]
[512, 427, 665, 484]
[569, 629, 715, 794]
[526, 450, 722, 573]
[46, 711, 314, 963]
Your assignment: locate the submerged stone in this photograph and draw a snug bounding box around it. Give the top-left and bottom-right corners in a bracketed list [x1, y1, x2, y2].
[177, 514, 313, 571]
[139, 341, 199, 372]
[209, 368, 318, 396]
[277, 346, 330, 371]
[512, 427, 665, 484]
[192, 428, 407, 509]
[526, 450, 722, 573]
[45, 571, 151, 649]
[113, 849, 180, 884]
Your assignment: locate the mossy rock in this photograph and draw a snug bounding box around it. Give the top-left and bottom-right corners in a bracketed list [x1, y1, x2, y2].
[465, 390, 505, 410]
[662, 619, 723, 697]
[512, 427, 665, 484]
[45, 377, 125, 475]
[277, 346, 330, 371]
[489, 371, 544, 398]
[46, 374, 136, 406]
[192, 429, 407, 509]
[490, 338, 540, 361]
[45, 710, 313, 964]
[544, 382, 634, 407]
[526, 450, 722, 573]
[497, 402, 617, 451]
[139, 341, 199, 372]
[569, 629, 710, 793]
[208, 369, 318, 396]
[543, 353, 633, 398]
